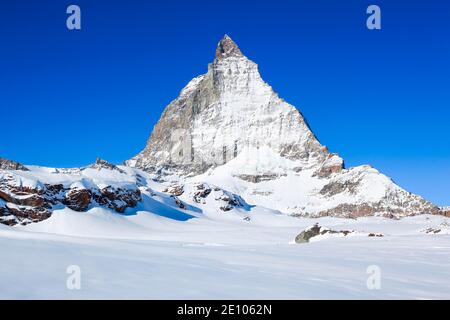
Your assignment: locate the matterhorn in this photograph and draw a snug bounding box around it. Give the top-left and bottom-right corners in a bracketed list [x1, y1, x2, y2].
[126, 35, 441, 218]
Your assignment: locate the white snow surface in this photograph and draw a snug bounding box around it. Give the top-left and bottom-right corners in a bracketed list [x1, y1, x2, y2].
[1, 210, 449, 299]
[0, 165, 449, 299]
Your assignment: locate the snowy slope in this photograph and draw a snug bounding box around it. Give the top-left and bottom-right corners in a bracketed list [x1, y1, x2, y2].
[0, 159, 285, 226]
[0, 160, 449, 299]
[1, 211, 449, 299]
[195, 161, 439, 218]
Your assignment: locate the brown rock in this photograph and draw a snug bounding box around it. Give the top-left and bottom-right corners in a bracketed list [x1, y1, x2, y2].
[3, 205, 51, 225]
[64, 188, 92, 211]
[320, 180, 359, 197]
[314, 154, 344, 178]
[215, 35, 243, 60]
[295, 224, 322, 243]
[171, 195, 186, 209]
[218, 194, 242, 211]
[90, 158, 125, 173]
[368, 233, 384, 237]
[0, 189, 45, 208]
[317, 203, 376, 218]
[0, 158, 29, 171]
[94, 186, 141, 213]
[193, 184, 212, 203]
[163, 184, 184, 196]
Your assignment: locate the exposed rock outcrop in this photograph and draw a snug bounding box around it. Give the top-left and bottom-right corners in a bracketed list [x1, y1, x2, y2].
[171, 195, 186, 209]
[190, 183, 245, 212]
[0, 158, 29, 171]
[421, 222, 450, 234]
[236, 173, 286, 183]
[193, 183, 212, 204]
[91, 158, 125, 173]
[314, 154, 344, 178]
[93, 186, 141, 213]
[0, 173, 60, 225]
[295, 224, 322, 243]
[64, 188, 92, 211]
[215, 34, 243, 60]
[162, 184, 184, 196]
[320, 181, 359, 197]
[0, 160, 142, 226]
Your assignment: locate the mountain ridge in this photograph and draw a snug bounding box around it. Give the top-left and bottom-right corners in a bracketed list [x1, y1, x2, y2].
[0, 35, 446, 225]
[125, 35, 443, 218]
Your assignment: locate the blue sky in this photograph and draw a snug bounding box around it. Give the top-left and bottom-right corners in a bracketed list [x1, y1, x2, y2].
[0, 0, 449, 205]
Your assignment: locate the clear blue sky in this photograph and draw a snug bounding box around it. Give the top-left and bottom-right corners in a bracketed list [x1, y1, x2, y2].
[0, 0, 449, 206]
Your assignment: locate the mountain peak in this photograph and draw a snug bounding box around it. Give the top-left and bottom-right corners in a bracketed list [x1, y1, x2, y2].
[0, 157, 29, 171]
[215, 34, 243, 60]
[121, 36, 441, 219]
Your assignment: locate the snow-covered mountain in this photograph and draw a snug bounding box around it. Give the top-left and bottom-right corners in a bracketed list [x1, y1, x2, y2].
[126, 35, 329, 176]
[0, 35, 446, 226]
[126, 35, 443, 219]
[0, 157, 269, 226]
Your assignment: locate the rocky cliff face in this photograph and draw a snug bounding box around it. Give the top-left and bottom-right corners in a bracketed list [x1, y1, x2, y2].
[125, 35, 444, 218]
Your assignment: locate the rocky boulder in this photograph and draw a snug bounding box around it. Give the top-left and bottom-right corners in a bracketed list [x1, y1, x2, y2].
[295, 224, 322, 243]
[295, 224, 384, 243]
